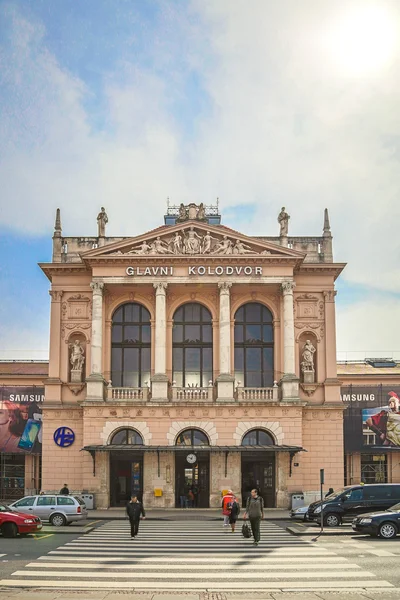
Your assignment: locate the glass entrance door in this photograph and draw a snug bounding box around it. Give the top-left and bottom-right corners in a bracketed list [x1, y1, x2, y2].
[241, 453, 276, 508]
[175, 453, 210, 508]
[110, 453, 143, 506]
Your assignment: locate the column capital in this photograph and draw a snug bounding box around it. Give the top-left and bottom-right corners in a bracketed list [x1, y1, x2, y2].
[218, 281, 232, 293]
[153, 282, 168, 294]
[281, 280, 296, 295]
[323, 289, 337, 303]
[49, 290, 63, 302]
[90, 281, 104, 295]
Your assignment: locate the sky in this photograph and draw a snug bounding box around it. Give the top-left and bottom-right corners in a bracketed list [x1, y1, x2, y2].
[0, 0, 400, 361]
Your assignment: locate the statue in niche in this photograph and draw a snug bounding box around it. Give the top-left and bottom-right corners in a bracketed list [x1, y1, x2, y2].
[202, 231, 218, 254]
[233, 239, 255, 255]
[197, 203, 206, 220]
[69, 340, 85, 382]
[278, 206, 290, 236]
[301, 339, 316, 383]
[183, 226, 202, 254]
[212, 235, 233, 255]
[97, 207, 108, 237]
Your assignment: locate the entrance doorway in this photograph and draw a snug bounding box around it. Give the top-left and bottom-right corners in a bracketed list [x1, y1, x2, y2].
[110, 452, 143, 507]
[175, 452, 210, 508]
[241, 452, 276, 508]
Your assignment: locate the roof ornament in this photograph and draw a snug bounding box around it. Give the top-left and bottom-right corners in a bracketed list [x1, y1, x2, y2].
[278, 206, 290, 237]
[97, 207, 108, 237]
[177, 202, 208, 223]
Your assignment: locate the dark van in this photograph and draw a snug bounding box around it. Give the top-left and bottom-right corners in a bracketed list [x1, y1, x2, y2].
[307, 484, 400, 527]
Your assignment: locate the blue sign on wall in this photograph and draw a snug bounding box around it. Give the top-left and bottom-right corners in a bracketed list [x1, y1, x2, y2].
[54, 427, 75, 448]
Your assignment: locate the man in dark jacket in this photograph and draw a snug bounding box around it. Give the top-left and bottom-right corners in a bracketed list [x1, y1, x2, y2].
[244, 488, 264, 546]
[60, 484, 69, 495]
[126, 495, 146, 538]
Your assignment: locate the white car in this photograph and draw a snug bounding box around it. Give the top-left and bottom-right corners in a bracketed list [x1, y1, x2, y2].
[290, 505, 309, 521]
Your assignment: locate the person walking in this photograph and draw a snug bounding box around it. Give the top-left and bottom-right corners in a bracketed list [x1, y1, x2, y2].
[244, 488, 264, 546]
[221, 489, 235, 529]
[59, 483, 69, 495]
[126, 494, 146, 538]
[228, 494, 240, 533]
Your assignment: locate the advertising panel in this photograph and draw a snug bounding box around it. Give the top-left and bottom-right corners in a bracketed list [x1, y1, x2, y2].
[0, 386, 44, 454]
[342, 386, 400, 452]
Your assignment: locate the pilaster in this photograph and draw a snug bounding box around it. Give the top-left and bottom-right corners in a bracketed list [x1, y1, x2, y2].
[216, 282, 234, 401]
[280, 280, 300, 402]
[151, 282, 169, 401]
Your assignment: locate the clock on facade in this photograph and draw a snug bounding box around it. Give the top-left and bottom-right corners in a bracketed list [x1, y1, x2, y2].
[186, 453, 197, 464]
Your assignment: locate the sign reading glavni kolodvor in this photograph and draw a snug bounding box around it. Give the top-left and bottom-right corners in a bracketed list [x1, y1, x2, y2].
[0, 386, 44, 454]
[342, 386, 400, 452]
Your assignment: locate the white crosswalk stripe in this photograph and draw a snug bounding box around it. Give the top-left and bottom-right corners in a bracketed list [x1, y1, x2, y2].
[0, 520, 394, 592]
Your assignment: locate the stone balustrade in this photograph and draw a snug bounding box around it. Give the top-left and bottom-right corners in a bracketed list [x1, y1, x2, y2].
[236, 385, 279, 402]
[171, 384, 214, 402]
[107, 386, 149, 401]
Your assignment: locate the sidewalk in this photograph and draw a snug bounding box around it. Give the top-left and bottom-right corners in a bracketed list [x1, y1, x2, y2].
[86, 507, 291, 520]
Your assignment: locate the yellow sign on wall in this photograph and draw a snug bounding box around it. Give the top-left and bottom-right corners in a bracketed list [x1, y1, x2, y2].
[154, 488, 163, 497]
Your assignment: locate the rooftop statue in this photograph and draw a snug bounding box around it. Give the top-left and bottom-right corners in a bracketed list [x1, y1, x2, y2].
[278, 206, 290, 236]
[97, 207, 108, 237]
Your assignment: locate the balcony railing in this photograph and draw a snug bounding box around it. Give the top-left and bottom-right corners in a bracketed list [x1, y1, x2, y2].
[171, 382, 214, 402]
[107, 384, 149, 401]
[236, 383, 279, 402]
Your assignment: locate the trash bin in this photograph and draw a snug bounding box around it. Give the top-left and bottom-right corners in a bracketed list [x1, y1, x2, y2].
[291, 493, 305, 509]
[81, 493, 95, 510]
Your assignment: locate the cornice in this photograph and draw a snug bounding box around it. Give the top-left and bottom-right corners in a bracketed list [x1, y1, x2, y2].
[39, 263, 89, 282]
[298, 263, 346, 281]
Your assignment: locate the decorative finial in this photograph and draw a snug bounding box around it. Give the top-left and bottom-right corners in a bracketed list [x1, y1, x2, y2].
[167, 196, 170, 208]
[54, 208, 62, 235]
[323, 208, 331, 235]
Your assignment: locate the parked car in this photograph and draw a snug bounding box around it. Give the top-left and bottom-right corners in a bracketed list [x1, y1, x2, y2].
[290, 505, 309, 521]
[0, 502, 42, 538]
[352, 502, 400, 539]
[307, 484, 400, 527]
[10, 494, 88, 527]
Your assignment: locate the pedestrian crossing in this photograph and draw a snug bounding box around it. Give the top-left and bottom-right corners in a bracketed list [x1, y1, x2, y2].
[0, 520, 394, 592]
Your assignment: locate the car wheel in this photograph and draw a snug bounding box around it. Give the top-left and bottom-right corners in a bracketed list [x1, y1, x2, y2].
[324, 513, 341, 527]
[379, 522, 398, 539]
[50, 513, 66, 527]
[2, 523, 18, 538]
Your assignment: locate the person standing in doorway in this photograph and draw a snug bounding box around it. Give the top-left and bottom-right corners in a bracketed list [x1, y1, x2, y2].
[244, 488, 264, 546]
[60, 483, 69, 495]
[222, 489, 235, 529]
[126, 495, 146, 538]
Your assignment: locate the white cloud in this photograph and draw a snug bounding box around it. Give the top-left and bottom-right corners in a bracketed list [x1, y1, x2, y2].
[1, 1, 400, 355]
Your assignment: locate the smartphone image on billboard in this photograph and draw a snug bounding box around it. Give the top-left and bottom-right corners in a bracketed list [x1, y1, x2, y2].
[17, 419, 42, 451]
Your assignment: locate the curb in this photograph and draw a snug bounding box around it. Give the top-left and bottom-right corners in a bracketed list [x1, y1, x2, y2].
[286, 525, 355, 536]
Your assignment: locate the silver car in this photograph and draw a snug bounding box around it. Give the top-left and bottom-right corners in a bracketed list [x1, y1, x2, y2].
[290, 505, 310, 521]
[10, 495, 88, 527]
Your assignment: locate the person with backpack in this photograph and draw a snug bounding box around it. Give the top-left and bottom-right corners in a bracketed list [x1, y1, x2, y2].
[244, 488, 264, 546]
[221, 489, 235, 529]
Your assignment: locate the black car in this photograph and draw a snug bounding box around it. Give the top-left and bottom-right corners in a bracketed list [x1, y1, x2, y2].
[307, 484, 400, 527]
[352, 502, 400, 538]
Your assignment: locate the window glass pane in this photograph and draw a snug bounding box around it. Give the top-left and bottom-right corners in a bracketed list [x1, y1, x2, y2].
[201, 306, 212, 322]
[38, 497, 56, 506]
[113, 307, 123, 323]
[174, 372, 183, 386]
[258, 430, 274, 446]
[111, 348, 122, 386]
[142, 347, 151, 371]
[263, 348, 274, 386]
[185, 348, 200, 370]
[124, 304, 133, 322]
[127, 430, 143, 445]
[185, 372, 201, 386]
[242, 431, 257, 446]
[263, 325, 273, 342]
[234, 325, 243, 343]
[202, 324, 212, 343]
[173, 324, 183, 343]
[246, 348, 261, 370]
[123, 349, 139, 387]
[141, 325, 151, 343]
[262, 306, 273, 322]
[111, 430, 127, 444]
[185, 325, 201, 343]
[124, 326, 140, 343]
[235, 306, 244, 321]
[173, 348, 183, 371]
[186, 303, 201, 321]
[245, 324, 262, 343]
[174, 307, 184, 321]
[141, 307, 150, 322]
[202, 372, 213, 387]
[57, 497, 75, 505]
[177, 431, 192, 446]
[234, 347, 244, 370]
[131, 304, 140, 322]
[15, 497, 35, 507]
[202, 348, 212, 371]
[246, 303, 261, 322]
[193, 430, 209, 446]
[246, 371, 262, 387]
[112, 325, 123, 343]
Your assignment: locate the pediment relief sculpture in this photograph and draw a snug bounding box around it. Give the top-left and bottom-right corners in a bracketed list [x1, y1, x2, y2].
[110, 228, 273, 257]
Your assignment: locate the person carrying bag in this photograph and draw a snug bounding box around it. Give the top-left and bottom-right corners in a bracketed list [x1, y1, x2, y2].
[244, 488, 264, 546]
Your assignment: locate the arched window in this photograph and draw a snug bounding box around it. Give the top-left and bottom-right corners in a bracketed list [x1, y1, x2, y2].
[242, 429, 275, 446]
[111, 303, 151, 387]
[176, 429, 210, 446]
[110, 428, 144, 445]
[234, 302, 274, 387]
[172, 303, 213, 387]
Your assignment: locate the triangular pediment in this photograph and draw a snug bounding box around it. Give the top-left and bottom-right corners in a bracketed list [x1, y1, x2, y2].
[82, 222, 305, 260]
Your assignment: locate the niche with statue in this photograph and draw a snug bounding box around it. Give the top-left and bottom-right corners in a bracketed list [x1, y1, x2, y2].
[299, 334, 317, 384]
[68, 334, 86, 383]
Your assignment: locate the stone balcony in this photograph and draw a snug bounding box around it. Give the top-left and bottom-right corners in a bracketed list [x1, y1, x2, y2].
[171, 383, 214, 402]
[107, 384, 150, 401]
[235, 383, 279, 402]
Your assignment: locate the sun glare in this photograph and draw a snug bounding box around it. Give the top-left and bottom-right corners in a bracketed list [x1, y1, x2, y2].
[326, 5, 398, 75]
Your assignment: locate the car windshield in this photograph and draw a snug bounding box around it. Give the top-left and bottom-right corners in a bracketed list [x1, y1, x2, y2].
[0, 503, 12, 512]
[390, 502, 400, 512]
[73, 496, 85, 506]
[322, 488, 347, 500]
